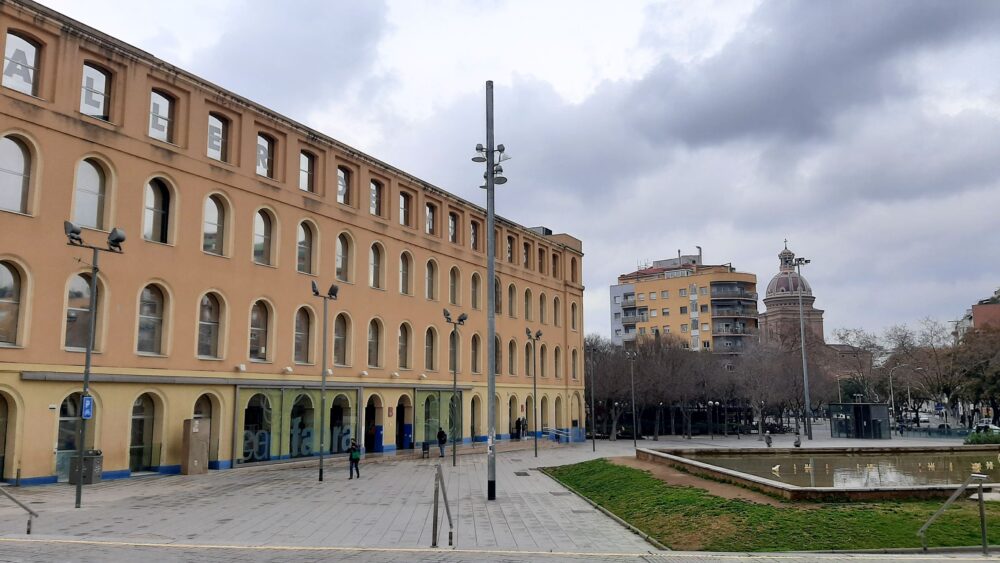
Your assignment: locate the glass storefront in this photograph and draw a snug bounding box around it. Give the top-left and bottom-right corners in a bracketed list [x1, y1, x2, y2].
[0, 394, 7, 479]
[414, 389, 462, 448]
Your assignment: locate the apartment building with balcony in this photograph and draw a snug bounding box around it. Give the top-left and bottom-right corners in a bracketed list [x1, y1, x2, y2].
[609, 250, 758, 353]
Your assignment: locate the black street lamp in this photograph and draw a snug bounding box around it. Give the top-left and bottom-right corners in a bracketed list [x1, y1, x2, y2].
[794, 255, 813, 440]
[526, 328, 542, 457]
[63, 221, 124, 509]
[311, 281, 338, 482]
[444, 309, 467, 467]
[586, 345, 597, 452]
[624, 350, 638, 448]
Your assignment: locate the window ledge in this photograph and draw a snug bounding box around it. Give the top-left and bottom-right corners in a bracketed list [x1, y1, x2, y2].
[78, 113, 118, 128]
[197, 356, 225, 361]
[0, 208, 33, 219]
[65, 348, 102, 354]
[295, 362, 316, 367]
[136, 352, 168, 358]
[297, 270, 317, 277]
[253, 261, 278, 269]
[148, 137, 182, 150]
[0, 343, 24, 349]
[249, 359, 273, 364]
[202, 250, 229, 259]
[143, 239, 175, 248]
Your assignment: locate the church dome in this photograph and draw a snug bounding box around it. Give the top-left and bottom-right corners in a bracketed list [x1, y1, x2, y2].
[765, 244, 812, 297]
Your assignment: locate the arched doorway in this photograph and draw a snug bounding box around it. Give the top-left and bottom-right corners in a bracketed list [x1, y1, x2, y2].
[365, 395, 383, 453]
[555, 396, 564, 430]
[470, 395, 481, 441]
[129, 394, 155, 472]
[193, 394, 219, 466]
[541, 396, 549, 433]
[449, 394, 461, 445]
[330, 394, 352, 454]
[525, 395, 534, 439]
[396, 395, 413, 450]
[289, 394, 315, 458]
[572, 393, 582, 441]
[242, 394, 272, 462]
[423, 394, 439, 448]
[508, 396, 518, 439]
[0, 394, 9, 480]
[56, 393, 94, 481]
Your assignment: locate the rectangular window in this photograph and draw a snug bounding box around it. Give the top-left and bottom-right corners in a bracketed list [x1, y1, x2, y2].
[700, 304, 708, 313]
[506, 236, 515, 263]
[425, 203, 436, 234]
[399, 192, 412, 226]
[299, 152, 315, 192]
[448, 213, 458, 243]
[639, 328, 646, 335]
[681, 324, 688, 333]
[523, 243, 531, 268]
[613, 312, 621, 319]
[80, 63, 110, 120]
[207, 113, 228, 161]
[370, 180, 383, 216]
[638, 294, 645, 301]
[661, 308, 669, 316]
[679, 288, 687, 297]
[614, 296, 621, 304]
[680, 306, 688, 314]
[650, 292, 657, 300]
[703, 341, 711, 349]
[256, 134, 274, 177]
[661, 290, 669, 298]
[700, 287, 708, 295]
[664, 326, 671, 333]
[650, 310, 657, 318]
[3, 33, 40, 96]
[337, 167, 351, 205]
[149, 90, 174, 142]
[470, 221, 480, 249]
[702, 323, 709, 332]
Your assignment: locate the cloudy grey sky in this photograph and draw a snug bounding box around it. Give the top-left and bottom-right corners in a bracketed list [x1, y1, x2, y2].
[45, 0, 1000, 339]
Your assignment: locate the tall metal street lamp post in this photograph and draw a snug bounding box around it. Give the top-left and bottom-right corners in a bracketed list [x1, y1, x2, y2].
[624, 350, 638, 448]
[311, 281, 339, 482]
[887, 363, 909, 427]
[471, 80, 509, 501]
[794, 255, 813, 440]
[526, 328, 542, 457]
[444, 309, 467, 467]
[63, 221, 125, 509]
[586, 345, 597, 452]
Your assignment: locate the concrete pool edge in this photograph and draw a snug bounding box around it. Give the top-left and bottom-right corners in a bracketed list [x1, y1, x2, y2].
[636, 447, 1000, 501]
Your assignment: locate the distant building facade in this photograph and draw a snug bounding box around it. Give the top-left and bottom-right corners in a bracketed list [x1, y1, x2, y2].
[609, 249, 758, 353]
[758, 244, 825, 345]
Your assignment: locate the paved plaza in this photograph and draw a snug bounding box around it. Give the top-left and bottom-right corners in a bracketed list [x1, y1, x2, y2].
[0, 433, 991, 562]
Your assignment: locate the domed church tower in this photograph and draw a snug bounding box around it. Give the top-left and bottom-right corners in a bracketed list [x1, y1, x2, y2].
[758, 242, 825, 344]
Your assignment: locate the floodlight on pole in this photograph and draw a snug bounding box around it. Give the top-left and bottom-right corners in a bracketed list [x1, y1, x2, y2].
[526, 328, 542, 457]
[62, 220, 124, 509]
[312, 280, 339, 482]
[794, 255, 813, 440]
[444, 309, 466, 467]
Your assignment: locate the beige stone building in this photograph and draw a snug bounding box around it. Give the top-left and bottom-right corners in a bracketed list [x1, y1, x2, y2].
[0, 0, 585, 484]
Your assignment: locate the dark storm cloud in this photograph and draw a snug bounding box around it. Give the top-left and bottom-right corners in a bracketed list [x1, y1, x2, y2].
[629, 1, 1000, 145]
[192, 1, 388, 119]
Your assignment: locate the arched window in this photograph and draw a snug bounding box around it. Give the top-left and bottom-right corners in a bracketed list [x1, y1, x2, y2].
[449, 329, 458, 372]
[554, 347, 562, 378]
[336, 234, 351, 281]
[540, 345, 547, 378]
[0, 135, 30, 214]
[73, 158, 106, 230]
[399, 252, 412, 295]
[572, 349, 579, 379]
[524, 289, 532, 321]
[494, 277, 502, 314]
[524, 342, 532, 377]
[471, 334, 481, 373]
[249, 300, 269, 361]
[65, 273, 97, 350]
[539, 293, 547, 324]
[197, 293, 221, 358]
[425, 261, 437, 300]
[507, 284, 516, 318]
[398, 324, 410, 369]
[143, 179, 170, 243]
[424, 328, 436, 371]
[494, 336, 502, 374]
[0, 262, 22, 345]
[471, 273, 481, 309]
[253, 210, 273, 265]
[149, 89, 175, 142]
[369, 244, 383, 289]
[553, 297, 562, 327]
[449, 267, 460, 305]
[80, 63, 111, 120]
[368, 319, 382, 367]
[571, 302, 578, 330]
[137, 284, 165, 354]
[508, 339, 517, 375]
[297, 222, 314, 274]
[333, 313, 349, 366]
[3, 32, 40, 96]
[256, 133, 275, 178]
[203, 195, 226, 255]
[337, 166, 351, 205]
[294, 307, 311, 364]
[207, 113, 229, 161]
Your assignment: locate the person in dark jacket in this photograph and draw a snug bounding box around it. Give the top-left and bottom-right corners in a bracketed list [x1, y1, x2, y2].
[437, 428, 447, 457]
[348, 439, 361, 479]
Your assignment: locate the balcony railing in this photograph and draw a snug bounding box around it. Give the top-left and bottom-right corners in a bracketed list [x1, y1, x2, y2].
[621, 314, 648, 325]
[711, 289, 758, 300]
[712, 308, 758, 318]
[621, 296, 636, 306]
[621, 332, 637, 341]
[712, 327, 757, 336]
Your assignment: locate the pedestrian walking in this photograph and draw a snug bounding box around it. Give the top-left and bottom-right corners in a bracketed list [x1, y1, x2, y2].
[764, 431, 772, 448]
[437, 427, 447, 457]
[348, 439, 361, 479]
[515, 417, 522, 440]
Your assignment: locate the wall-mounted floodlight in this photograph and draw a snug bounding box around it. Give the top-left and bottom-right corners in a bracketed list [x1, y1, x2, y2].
[64, 221, 83, 245]
[107, 228, 126, 252]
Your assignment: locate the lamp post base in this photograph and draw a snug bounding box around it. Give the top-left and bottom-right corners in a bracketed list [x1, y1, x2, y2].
[488, 479, 496, 500]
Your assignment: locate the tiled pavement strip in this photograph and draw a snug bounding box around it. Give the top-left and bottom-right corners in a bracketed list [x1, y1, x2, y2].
[0, 432, 990, 562]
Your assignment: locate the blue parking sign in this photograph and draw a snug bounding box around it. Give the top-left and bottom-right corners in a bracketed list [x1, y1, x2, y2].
[81, 395, 94, 420]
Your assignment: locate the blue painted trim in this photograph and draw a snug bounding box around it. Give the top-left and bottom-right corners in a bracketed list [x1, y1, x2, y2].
[498, 433, 510, 441]
[4, 475, 57, 486]
[381, 444, 397, 453]
[461, 437, 473, 445]
[473, 435, 488, 443]
[154, 465, 182, 475]
[101, 469, 131, 480]
[277, 454, 291, 460]
[208, 460, 232, 470]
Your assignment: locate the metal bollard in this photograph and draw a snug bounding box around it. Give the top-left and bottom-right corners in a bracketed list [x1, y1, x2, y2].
[979, 481, 988, 556]
[432, 472, 440, 548]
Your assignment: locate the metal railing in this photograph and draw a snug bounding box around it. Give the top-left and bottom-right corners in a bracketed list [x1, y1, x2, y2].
[711, 290, 758, 300]
[542, 427, 572, 442]
[0, 486, 38, 534]
[712, 308, 758, 317]
[917, 473, 989, 555]
[431, 464, 454, 548]
[620, 314, 647, 325]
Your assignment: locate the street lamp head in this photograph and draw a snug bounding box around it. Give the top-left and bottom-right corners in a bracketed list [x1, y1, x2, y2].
[443, 308, 452, 323]
[457, 313, 467, 324]
[535, 330, 542, 339]
[311, 280, 320, 296]
[497, 144, 505, 153]
[472, 144, 486, 163]
[327, 284, 339, 299]
[525, 327, 531, 338]
[494, 175, 508, 185]
[63, 221, 83, 245]
[107, 228, 126, 252]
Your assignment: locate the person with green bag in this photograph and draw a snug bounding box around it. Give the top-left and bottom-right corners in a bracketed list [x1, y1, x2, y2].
[348, 439, 361, 479]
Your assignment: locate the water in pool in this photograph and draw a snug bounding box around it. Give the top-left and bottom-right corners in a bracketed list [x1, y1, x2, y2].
[684, 452, 1000, 487]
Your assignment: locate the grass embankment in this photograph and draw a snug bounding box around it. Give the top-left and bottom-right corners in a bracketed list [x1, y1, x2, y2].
[545, 459, 1000, 552]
